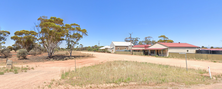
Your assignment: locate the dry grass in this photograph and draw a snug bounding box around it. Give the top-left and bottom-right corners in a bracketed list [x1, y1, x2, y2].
[60, 61, 221, 88]
[0, 65, 34, 75]
[169, 53, 222, 63]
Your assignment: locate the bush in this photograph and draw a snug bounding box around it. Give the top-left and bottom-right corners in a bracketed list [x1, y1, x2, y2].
[28, 50, 35, 55]
[0, 49, 12, 58]
[66, 52, 69, 55]
[29, 49, 42, 56]
[17, 49, 28, 59]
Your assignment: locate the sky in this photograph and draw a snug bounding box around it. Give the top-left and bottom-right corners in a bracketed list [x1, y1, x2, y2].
[0, 0, 222, 48]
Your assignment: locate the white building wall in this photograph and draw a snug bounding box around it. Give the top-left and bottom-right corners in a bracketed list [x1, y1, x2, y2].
[132, 47, 145, 49]
[149, 43, 167, 48]
[168, 47, 199, 53]
[167, 47, 199, 56]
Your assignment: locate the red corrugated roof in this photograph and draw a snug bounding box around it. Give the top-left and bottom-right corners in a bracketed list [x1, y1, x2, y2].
[133, 45, 151, 48]
[159, 42, 199, 48]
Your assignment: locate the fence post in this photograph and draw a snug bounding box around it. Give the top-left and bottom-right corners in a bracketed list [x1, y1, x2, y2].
[208, 66, 212, 79]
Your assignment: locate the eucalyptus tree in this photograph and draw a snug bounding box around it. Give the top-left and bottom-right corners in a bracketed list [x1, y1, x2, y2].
[36, 16, 87, 58]
[11, 30, 37, 52]
[36, 16, 66, 58]
[158, 35, 174, 43]
[0, 27, 10, 48]
[64, 23, 87, 56]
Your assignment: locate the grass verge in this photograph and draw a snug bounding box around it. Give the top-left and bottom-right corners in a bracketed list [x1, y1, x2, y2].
[0, 65, 34, 75]
[60, 61, 220, 87]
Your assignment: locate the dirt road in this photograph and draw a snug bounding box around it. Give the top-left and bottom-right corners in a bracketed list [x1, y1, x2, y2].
[1, 52, 222, 89]
[0, 57, 105, 89]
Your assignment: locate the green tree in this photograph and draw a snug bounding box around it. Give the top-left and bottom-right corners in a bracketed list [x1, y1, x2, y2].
[36, 16, 66, 58]
[125, 34, 140, 45]
[7, 46, 13, 51]
[138, 41, 144, 45]
[0, 30, 10, 44]
[157, 35, 174, 43]
[210, 46, 214, 49]
[11, 30, 38, 52]
[12, 44, 21, 52]
[64, 23, 87, 56]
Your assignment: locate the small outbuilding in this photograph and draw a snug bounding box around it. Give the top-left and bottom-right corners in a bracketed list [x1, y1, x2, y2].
[110, 41, 133, 53]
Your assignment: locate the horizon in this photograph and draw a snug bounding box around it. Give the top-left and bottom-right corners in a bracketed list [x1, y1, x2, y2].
[1, 0, 222, 48]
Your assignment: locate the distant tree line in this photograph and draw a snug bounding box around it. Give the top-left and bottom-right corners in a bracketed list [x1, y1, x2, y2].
[125, 35, 174, 45]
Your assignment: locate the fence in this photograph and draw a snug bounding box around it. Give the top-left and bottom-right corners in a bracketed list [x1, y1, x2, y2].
[169, 52, 222, 61]
[115, 51, 144, 55]
[133, 52, 144, 55]
[115, 51, 131, 55]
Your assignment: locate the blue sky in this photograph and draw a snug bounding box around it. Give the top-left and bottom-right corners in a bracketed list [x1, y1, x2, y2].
[0, 0, 222, 48]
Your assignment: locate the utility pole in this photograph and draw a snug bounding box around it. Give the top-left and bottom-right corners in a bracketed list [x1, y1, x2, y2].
[129, 33, 133, 55]
[98, 41, 100, 47]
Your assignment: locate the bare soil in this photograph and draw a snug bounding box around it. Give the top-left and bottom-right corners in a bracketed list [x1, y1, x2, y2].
[1, 51, 222, 89]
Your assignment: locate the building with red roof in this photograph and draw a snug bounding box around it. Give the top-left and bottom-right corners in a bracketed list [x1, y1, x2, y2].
[132, 44, 151, 50]
[133, 42, 200, 56]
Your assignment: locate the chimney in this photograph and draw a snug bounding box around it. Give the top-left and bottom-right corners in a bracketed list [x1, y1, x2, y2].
[178, 42, 180, 44]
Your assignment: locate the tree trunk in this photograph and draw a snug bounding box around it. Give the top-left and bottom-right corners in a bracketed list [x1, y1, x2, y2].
[70, 47, 72, 57]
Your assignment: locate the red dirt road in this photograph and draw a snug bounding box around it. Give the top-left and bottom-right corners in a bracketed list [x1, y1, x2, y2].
[0, 57, 104, 89]
[1, 52, 222, 89]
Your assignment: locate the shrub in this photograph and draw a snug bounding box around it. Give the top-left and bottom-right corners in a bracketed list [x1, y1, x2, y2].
[66, 52, 69, 55]
[36, 49, 42, 55]
[29, 49, 42, 56]
[17, 49, 28, 59]
[28, 50, 35, 55]
[0, 72, 4, 75]
[0, 49, 12, 58]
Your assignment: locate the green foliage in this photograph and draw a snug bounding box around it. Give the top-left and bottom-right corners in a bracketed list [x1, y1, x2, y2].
[7, 46, 13, 51]
[11, 30, 37, 52]
[0, 49, 12, 58]
[65, 23, 87, 56]
[17, 49, 28, 59]
[0, 30, 10, 44]
[36, 16, 87, 58]
[139, 36, 156, 45]
[87, 47, 93, 51]
[12, 44, 21, 52]
[158, 35, 174, 43]
[0, 72, 4, 75]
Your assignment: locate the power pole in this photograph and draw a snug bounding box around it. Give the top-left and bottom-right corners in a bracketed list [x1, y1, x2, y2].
[129, 33, 133, 55]
[98, 41, 100, 47]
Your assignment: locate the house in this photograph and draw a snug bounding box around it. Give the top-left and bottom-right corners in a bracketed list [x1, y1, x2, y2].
[132, 45, 151, 55]
[99, 46, 111, 52]
[145, 42, 200, 56]
[110, 41, 133, 53]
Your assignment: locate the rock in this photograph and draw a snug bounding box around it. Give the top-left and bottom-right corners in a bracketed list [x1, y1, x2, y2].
[64, 57, 69, 60]
[6, 58, 13, 69]
[50, 58, 54, 61]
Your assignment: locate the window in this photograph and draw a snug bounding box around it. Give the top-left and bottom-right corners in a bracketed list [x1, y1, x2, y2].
[187, 50, 189, 52]
[125, 47, 127, 50]
[118, 47, 119, 50]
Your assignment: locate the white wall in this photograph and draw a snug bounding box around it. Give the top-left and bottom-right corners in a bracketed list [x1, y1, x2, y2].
[167, 47, 199, 56]
[168, 47, 199, 53]
[132, 47, 144, 49]
[149, 43, 167, 48]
